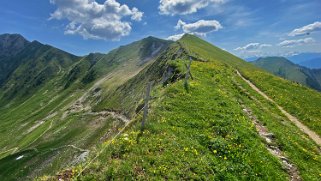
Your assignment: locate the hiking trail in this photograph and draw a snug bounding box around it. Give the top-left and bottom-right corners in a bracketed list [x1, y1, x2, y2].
[236, 70, 321, 147]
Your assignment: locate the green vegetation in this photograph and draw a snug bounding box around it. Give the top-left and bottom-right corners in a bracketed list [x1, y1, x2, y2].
[69, 61, 290, 180]
[0, 34, 30, 85]
[43, 34, 321, 180]
[241, 70, 321, 137]
[0, 40, 79, 105]
[0, 34, 171, 180]
[1, 34, 321, 180]
[179, 34, 321, 137]
[93, 41, 177, 116]
[252, 57, 321, 91]
[233, 76, 321, 180]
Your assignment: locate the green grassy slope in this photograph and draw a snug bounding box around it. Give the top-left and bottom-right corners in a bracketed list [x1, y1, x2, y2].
[93, 41, 181, 116]
[0, 40, 80, 105]
[0, 36, 172, 180]
[312, 69, 321, 86]
[180, 34, 321, 137]
[252, 57, 321, 91]
[0, 34, 30, 85]
[63, 36, 171, 89]
[47, 35, 321, 180]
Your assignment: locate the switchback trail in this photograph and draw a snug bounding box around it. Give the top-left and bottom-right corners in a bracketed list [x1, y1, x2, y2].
[236, 70, 321, 147]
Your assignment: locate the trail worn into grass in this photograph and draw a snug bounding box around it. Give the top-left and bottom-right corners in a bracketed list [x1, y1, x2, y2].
[86, 111, 130, 123]
[241, 104, 301, 181]
[25, 120, 53, 149]
[0, 147, 18, 158]
[236, 70, 321, 147]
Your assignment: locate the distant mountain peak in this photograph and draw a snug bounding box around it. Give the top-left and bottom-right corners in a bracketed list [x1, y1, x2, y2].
[252, 57, 321, 91]
[257, 56, 294, 64]
[0, 33, 27, 40]
[0, 33, 30, 57]
[144, 36, 158, 40]
[287, 52, 321, 69]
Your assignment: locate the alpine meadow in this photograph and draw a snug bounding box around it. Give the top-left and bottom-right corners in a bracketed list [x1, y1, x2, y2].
[0, 0, 321, 181]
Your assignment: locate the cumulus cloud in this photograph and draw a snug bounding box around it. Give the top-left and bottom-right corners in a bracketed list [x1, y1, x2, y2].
[175, 19, 223, 36]
[234, 43, 272, 51]
[278, 38, 315, 47]
[167, 33, 185, 41]
[159, 0, 225, 15]
[288, 21, 321, 36]
[260, 44, 272, 48]
[49, 0, 143, 40]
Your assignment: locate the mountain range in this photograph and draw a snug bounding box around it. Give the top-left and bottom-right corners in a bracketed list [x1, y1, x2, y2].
[252, 57, 321, 91]
[287, 53, 321, 69]
[246, 53, 321, 69]
[0, 33, 321, 180]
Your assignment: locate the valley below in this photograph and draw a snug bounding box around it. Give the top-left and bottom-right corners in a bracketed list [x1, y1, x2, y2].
[0, 34, 321, 181]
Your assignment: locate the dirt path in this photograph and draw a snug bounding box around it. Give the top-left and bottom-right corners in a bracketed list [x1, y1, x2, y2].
[0, 147, 18, 157]
[236, 70, 321, 147]
[24, 120, 53, 149]
[51, 144, 89, 153]
[86, 111, 130, 123]
[241, 104, 301, 181]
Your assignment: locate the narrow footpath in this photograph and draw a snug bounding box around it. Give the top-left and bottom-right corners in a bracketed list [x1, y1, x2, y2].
[236, 70, 321, 147]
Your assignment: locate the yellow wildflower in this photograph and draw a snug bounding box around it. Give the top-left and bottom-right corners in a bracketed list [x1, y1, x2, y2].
[193, 149, 198, 155]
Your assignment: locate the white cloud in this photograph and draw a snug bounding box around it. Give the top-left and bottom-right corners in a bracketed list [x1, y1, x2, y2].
[166, 33, 185, 41]
[288, 21, 321, 36]
[175, 19, 222, 36]
[234, 43, 272, 51]
[49, 0, 143, 40]
[159, 0, 225, 15]
[259, 44, 272, 49]
[278, 38, 315, 47]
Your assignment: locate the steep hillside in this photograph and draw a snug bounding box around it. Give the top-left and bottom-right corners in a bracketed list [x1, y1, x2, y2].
[252, 57, 321, 91]
[63, 36, 171, 91]
[0, 35, 172, 180]
[0, 33, 29, 58]
[0, 40, 80, 104]
[41, 34, 321, 180]
[0, 34, 30, 85]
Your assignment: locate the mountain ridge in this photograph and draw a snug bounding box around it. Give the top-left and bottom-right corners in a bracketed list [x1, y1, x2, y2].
[0, 34, 29, 57]
[0, 37, 80, 104]
[251, 56, 321, 91]
[0, 34, 31, 85]
[0, 33, 321, 180]
[55, 34, 321, 180]
[0, 33, 173, 180]
[287, 52, 321, 69]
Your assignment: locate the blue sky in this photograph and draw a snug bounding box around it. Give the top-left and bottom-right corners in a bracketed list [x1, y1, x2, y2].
[0, 0, 320, 58]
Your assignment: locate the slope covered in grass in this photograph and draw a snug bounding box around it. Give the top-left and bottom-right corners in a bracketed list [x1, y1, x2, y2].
[0, 40, 80, 105]
[0, 34, 30, 85]
[0, 35, 171, 180]
[180, 34, 321, 137]
[252, 57, 321, 91]
[48, 35, 321, 180]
